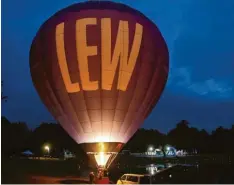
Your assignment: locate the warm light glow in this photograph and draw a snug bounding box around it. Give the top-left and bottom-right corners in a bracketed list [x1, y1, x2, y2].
[31, 1, 169, 150]
[56, 18, 143, 92]
[95, 135, 110, 143]
[94, 152, 111, 166]
[101, 18, 143, 91]
[99, 143, 105, 151]
[56, 22, 80, 93]
[44, 146, 50, 152]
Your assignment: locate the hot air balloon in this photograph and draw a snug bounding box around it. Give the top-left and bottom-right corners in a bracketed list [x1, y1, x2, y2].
[30, 1, 169, 170]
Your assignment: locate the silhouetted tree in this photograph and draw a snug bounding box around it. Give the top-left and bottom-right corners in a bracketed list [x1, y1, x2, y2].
[167, 120, 211, 153]
[167, 120, 192, 150]
[11, 122, 30, 153]
[2, 117, 234, 157]
[28, 122, 86, 158]
[1, 117, 30, 157]
[2, 116, 12, 157]
[124, 128, 166, 152]
[197, 129, 210, 154]
[230, 125, 234, 153]
[210, 126, 232, 153]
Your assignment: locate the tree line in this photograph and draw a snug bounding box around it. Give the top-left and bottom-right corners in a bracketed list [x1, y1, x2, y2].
[2, 117, 234, 158]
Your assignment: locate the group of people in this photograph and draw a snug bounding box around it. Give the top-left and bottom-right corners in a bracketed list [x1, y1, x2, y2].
[89, 169, 110, 184]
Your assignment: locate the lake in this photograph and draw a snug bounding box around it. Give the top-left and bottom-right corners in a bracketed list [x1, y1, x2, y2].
[108, 154, 234, 183]
[2, 154, 234, 183]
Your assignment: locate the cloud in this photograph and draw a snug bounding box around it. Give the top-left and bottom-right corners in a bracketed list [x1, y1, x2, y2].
[188, 79, 233, 96]
[174, 67, 191, 86]
[171, 67, 233, 98]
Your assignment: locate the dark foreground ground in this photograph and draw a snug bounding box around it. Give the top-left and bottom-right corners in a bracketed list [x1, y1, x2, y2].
[2, 154, 234, 184]
[2, 158, 90, 184]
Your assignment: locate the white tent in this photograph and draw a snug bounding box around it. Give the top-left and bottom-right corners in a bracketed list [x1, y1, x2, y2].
[22, 150, 34, 156]
[64, 149, 76, 159]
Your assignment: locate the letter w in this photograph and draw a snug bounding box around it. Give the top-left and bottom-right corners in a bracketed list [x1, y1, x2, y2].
[101, 18, 143, 91]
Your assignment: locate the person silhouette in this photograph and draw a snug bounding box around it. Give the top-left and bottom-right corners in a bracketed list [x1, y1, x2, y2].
[89, 171, 95, 184]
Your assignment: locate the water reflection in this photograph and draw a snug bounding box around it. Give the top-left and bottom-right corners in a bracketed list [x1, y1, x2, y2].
[145, 164, 158, 175]
[112, 154, 233, 182]
[109, 161, 234, 184]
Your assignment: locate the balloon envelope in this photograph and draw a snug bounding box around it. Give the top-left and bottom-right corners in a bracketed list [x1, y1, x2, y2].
[30, 1, 169, 166]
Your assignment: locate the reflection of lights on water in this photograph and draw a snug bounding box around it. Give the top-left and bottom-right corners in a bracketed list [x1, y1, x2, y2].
[167, 163, 172, 168]
[146, 166, 157, 175]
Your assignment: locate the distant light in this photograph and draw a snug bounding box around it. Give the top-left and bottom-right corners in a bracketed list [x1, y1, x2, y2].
[169, 174, 172, 178]
[44, 145, 50, 152]
[148, 146, 154, 152]
[167, 147, 170, 151]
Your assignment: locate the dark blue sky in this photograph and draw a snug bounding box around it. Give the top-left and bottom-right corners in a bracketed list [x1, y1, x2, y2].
[2, 0, 234, 133]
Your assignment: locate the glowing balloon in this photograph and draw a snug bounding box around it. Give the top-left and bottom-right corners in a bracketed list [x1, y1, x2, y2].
[30, 1, 169, 168]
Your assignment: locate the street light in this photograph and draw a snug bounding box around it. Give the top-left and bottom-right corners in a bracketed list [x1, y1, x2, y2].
[148, 146, 154, 152]
[44, 145, 50, 155]
[147, 146, 154, 161]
